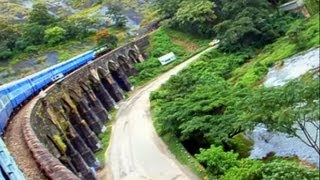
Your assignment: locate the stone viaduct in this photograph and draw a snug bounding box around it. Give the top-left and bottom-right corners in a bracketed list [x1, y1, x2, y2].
[24, 36, 150, 179]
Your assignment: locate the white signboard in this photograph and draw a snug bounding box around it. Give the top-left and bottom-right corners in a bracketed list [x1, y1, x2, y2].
[158, 52, 176, 65]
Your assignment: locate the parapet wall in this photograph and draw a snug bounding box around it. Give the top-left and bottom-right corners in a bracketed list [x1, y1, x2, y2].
[26, 36, 149, 179]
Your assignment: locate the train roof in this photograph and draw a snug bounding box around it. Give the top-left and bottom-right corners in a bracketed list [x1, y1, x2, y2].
[0, 50, 95, 90]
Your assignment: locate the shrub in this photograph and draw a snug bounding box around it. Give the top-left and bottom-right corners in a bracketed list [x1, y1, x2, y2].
[25, 45, 38, 53]
[221, 159, 263, 180]
[196, 145, 239, 177]
[44, 26, 67, 46]
[95, 29, 118, 48]
[0, 49, 12, 60]
[261, 160, 320, 180]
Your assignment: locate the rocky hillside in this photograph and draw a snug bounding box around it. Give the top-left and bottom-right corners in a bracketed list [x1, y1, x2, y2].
[0, 0, 146, 24]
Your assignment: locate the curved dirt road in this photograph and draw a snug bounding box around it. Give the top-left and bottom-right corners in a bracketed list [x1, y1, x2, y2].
[102, 47, 214, 180]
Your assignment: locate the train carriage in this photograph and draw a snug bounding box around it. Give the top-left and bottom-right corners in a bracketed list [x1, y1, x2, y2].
[0, 89, 12, 134]
[27, 68, 55, 92]
[5, 79, 33, 108]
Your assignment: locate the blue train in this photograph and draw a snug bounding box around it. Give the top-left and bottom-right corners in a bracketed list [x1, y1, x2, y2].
[0, 46, 110, 179]
[0, 46, 110, 135]
[0, 137, 25, 180]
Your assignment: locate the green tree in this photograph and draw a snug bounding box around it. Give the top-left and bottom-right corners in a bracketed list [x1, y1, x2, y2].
[44, 26, 67, 45]
[239, 78, 320, 155]
[29, 3, 55, 25]
[0, 22, 20, 51]
[286, 23, 308, 50]
[173, 0, 217, 35]
[106, 3, 128, 28]
[214, 0, 281, 52]
[22, 23, 45, 45]
[95, 29, 118, 48]
[155, 0, 182, 18]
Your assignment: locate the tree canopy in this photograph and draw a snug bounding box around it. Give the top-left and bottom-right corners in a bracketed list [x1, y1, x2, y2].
[44, 26, 67, 45]
[154, 0, 296, 51]
[29, 3, 55, 26]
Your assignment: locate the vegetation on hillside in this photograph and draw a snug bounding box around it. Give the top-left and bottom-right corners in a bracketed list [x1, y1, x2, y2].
[0, 3, 99, 62]
[129, 28, 210, 86]
[155, 0, 318, 52]
[150, 3, 319, 178]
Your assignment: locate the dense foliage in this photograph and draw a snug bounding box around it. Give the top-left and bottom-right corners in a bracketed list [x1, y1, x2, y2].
[0, 3, 116, 61]
[150, 14, 319, 178]
[155, 0, 302, 52]
[196, 146, 320, 179]
[95, 29, 118, 48]
[105, 3, 128, 28]
[172, 0, 217, 36]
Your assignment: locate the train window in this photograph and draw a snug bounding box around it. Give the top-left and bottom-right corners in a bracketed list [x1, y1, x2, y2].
[9, 87, 22, 97]
[0, 96, 9, 107]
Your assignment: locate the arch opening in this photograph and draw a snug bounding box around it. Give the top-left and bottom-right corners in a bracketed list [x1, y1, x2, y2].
[79, 81, 96, 108]
[128, 49, 140, 63]
[97, 67, 122, 102]
[107, 61, 131, 92]
[118, 55, 133, 76]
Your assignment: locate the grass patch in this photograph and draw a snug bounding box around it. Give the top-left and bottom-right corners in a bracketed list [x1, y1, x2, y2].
[95, 109, 117, 166]
[130, 27, 210, 86]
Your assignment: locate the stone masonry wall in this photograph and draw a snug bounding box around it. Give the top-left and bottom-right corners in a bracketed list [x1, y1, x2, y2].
[26, 35, 149, 180]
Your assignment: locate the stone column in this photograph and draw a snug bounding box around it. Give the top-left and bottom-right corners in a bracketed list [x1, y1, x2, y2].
[134, 45, 145, 62]
[65, 139, 97, 180]
[90, 78, 117, 109]
[76, 98, 105, 134]
[68, 112, 101, 152]
[101, 74, 124, 102]
[113, 69, 133, 92]
[67, 127, 101, 170]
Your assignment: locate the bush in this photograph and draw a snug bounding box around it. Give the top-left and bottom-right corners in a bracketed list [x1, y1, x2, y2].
[44, 26, 67, 46]
[261, 160, 319, 180]
[286, 24, 308, 50]
[305, 0, 320, 15]
[221, 159, 263, 180]
[95, 29, 118, 48]
[25, 45, 38, 53]
[196, 145, 239, 177]
[0, 49, 12, 60]
[15, 38, 29, 51]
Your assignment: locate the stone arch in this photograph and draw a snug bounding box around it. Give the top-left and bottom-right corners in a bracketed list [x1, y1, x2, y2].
[68, 89, 104, 135]
[78, 80, 110, 122]
[97, 66, 124, 102]
[78, 81, 96, 106]
[60, 98, 74, 115]
[128, 49, 140, 63]
[117, 55, 136, 76]
[106, 61, 133, 92]
[68, 89, 81, 105]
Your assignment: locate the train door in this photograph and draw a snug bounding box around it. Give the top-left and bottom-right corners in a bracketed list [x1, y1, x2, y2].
[0, 89, 13, 134]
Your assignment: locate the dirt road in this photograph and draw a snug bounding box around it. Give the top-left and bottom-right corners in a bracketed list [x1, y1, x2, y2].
[102, 47, 214, 180]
